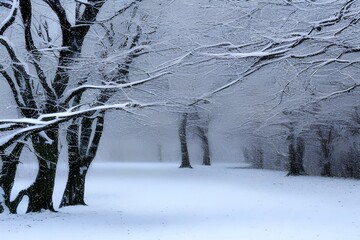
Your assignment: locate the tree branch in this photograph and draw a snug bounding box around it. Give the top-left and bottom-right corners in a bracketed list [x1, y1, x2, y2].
[0, 0, 18, 35]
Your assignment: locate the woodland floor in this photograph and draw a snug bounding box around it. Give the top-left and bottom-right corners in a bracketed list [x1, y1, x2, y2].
[1, 162, 360, 240]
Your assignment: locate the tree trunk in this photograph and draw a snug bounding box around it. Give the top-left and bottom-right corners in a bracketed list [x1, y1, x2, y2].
[59, 159, 88, 207]
[0, 143, 24, 213]
[287, 137, 306, 176]
[60, 114, 104, 208]
[287, 143, 299, 176]
[179, 113, 192, 168]
[296, 137, 305, 173]
[321, 162, 332, 177]
[0, 144, 23, 213]
[198, 126, 210, 166]
[25, 165, 57, 213]
[12, 129, 59, 213]
[1, 157, 20, 213]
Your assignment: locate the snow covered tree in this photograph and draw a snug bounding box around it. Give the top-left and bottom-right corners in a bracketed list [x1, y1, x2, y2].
[0, 0, 146, 213]
[287, 134, 306, 176]
[316, 126, 336, 177]
[0, 0, 199, 212]
[178, 113, 191, 168]
[60, 6, 144, 206]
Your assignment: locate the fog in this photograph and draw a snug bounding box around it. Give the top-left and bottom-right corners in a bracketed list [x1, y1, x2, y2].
[1, 0, 360, 176]
[96, 111, 243, 163]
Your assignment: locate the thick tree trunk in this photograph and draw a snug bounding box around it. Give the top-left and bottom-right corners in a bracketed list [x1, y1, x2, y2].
[287, 143, 299, 176]
[198, 126, 210, 166]
[25, 165, 57, 213]
[60, 159, 88, 207]
[296, 137, 306, 173]
[321, 162, 332, 177]
[12, 129, 59, 213]
[179, 113, 192, 168]
[287, 137, 305, 176]
[60, 114, 104, 208]
[0, 143, 24, 213]
[0, 190, 4, 214]
[1, 159, 19, 213]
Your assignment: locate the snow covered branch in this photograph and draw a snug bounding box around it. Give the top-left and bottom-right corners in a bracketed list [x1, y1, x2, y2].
[0, 100, 165, 150]
[0, 0, 18, 35]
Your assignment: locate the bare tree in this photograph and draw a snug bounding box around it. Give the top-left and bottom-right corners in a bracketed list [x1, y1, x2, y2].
[316, 126, 336, 177]
[0, 0, 143, 213]
[60, 7, 144, 206]
[179, 113, 192, 168]
[287, 134, 306, 176]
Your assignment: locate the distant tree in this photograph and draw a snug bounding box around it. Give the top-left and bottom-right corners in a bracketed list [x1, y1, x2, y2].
[197, 124, 211, 166]
[179, 113, 192, 168]
[316, 126, 336, 177]
[287, 134, 306, 176]
[243, 144, 264, 169]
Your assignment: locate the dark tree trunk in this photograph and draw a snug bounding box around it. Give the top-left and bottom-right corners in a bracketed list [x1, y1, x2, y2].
[157, 144, 163, 162]
[198, 126, 210, 166]
[318, 128, 333, 177]
[1, 159, 19, 213]
[287, 136, 305, 176]
[10, 130, 59, 213]
[25, 164, 57, 213]
[179, 113, 192, 168]
[1, 130, 58, 214]
[8, 133, 58, 214]
[60, 114, 104, 208]
[321, 162, 332, 177]
[287, 143, 299, 176]
[25, 130, 59, 213]
[60, 159, 88, 207]
[0, 143, 24, 213]
[296, 137, 305, 173]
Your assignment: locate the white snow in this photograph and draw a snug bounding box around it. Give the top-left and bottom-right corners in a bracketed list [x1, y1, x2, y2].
[1, 162, 360, 240]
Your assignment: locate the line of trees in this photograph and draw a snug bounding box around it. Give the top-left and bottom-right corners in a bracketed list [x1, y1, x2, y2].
[209, 0, 360, 178]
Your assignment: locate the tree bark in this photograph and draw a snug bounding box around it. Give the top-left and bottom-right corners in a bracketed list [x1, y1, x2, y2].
[60, 159, 88, 207]
[0, 143, 24, 213]
[287, 143, 299, 176]
[9, 129, 59, 213]
[321, 162, 332, 177]
[287, 136, 306, 176]
[60, 114, 104, 207]
[179, 113, 192, 168]
[198, 126, 210, 166]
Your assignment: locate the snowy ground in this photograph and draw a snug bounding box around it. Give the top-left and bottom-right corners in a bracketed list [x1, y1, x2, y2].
[1, 162, 360, 240]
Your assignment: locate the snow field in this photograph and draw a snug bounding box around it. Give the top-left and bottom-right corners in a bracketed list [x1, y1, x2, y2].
[1, 162, 360, 240]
